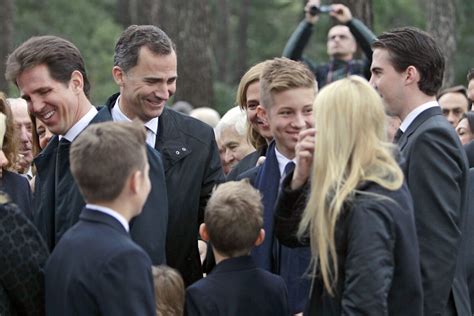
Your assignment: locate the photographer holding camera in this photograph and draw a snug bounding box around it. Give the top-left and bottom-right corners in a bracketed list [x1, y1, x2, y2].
[283, 1, 376, 88]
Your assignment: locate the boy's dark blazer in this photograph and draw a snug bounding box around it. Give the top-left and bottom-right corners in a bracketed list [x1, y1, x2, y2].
[33, 106, 169, 265]
[397, 106, 471, 315]
[45, 208, 155, 316]
[185, 255, 289, 316]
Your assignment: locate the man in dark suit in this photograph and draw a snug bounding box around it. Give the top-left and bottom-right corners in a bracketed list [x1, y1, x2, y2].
[45, 121, 155, 316]
[370, 27, 470, 316]
[107, 25, 224, 286]
[5, 35, 169, 265]
[186, 180, 289, 316]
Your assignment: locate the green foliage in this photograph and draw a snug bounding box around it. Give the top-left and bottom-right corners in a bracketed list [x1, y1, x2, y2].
[213, 81, 236, 116]
[13, 0, 122, 104]
[11, 0, 474, 106]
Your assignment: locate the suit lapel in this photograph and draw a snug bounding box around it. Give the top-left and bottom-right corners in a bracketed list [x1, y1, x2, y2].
[399, 106, 442, 151]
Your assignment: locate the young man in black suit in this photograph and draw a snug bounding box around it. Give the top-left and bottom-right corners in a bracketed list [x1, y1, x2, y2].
[45, 121, 155, 316]
[186, 180, 289, 316]
[370, 27, 470, 316]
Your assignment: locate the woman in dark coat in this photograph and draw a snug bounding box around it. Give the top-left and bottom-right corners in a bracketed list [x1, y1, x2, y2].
[0, 102, 49, 316]
[274, 76, 423, 315]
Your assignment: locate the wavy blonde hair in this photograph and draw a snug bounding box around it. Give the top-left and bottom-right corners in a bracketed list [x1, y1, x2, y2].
[236, 61, 268, 149]
[298, 76, 404, 295]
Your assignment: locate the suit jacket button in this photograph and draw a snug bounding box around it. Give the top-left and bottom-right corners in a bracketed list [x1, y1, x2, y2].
[176, 150, 180, 155]
[182, 147, 187, 151]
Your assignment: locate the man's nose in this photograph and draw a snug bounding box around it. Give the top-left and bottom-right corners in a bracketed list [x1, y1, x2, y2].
[154, 84, 170, 100]
[224, 149, 234, 163]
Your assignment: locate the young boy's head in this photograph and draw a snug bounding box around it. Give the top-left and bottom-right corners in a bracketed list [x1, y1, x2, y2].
[200, 180, 264, 259]
[152, 265, 185, 316]
[69, 121, 150, 216]
[257, 57, 317, 159]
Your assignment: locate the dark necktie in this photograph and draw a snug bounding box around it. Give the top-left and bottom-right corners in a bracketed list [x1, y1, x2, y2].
[284, 161, 296, 178]
[393, 128, 404, 144]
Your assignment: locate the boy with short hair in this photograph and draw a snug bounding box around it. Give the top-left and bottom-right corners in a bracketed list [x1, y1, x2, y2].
[185, 180, 289, 316]
[45, 121, 155, 316]
[240, 57, 317, 314]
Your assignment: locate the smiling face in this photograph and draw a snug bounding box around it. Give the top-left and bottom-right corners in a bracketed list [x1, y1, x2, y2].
[259, 87, 315, 159]
[456, 118, 473, 145]
[17, 64, 84, 136]
[245, 81, 272, 140]
[114, 47, 177, 122]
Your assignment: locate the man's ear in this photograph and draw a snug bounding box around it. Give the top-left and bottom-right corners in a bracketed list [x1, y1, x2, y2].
[128, 170, 142, 195]
[199, 223, 210, 242]
[405, 65, 419, 86]
[112, 66, 125, 86]
[256, 105, 269, 126]
[70, 70, 84, 94]
[254, 228, 265, 246]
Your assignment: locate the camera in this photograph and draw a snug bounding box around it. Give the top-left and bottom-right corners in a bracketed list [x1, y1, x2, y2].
[309, 5, 332, 16]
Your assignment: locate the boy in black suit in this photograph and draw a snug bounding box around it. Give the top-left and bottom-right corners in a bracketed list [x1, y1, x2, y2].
[45, 121, 155, 316]
[185, 180, 289, 316]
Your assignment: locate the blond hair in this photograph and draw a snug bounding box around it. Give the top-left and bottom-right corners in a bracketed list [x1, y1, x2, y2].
[260, 57, 316, 110]
[236, 61, 268, 149]
[298, 76, 404, 295]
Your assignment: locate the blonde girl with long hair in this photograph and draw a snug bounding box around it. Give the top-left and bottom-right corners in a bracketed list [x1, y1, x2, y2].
[274, 76, 423, 315]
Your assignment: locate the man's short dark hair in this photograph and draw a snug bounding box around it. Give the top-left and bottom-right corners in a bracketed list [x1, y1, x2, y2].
[204, 180, 263, 257]
[70, 121, 147, 203]
[114, 25, 176, 73]
[372, 27, 444, 96]
[5, 35, 91, 98]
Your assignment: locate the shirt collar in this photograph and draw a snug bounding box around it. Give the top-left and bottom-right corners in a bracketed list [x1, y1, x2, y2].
[399, 100, 439, 132]
[61, 107, 98, 142]
[85, 203, 130, 232]
[274, 147, 296, 178]
[111, 96, 159, 135]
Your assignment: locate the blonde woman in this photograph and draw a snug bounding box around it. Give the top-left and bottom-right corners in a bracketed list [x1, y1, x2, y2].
[274, 76, 423, 315]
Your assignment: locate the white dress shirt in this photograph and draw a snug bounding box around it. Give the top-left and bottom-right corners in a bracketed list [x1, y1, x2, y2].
[111, 96, 159, 147]
[399, 101, 439, 132]
[62, 107, 98, 142]
[275, 147, 297, 185]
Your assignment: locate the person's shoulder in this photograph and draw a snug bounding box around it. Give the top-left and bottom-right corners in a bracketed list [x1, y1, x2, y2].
[164, 107, 214, 132]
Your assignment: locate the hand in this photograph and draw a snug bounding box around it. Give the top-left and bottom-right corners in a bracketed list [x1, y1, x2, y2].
[304, 0, 321, 24]
[330, 4, 352, 23]
[198, 240, 207, 265]
[291, 128, 316, 190]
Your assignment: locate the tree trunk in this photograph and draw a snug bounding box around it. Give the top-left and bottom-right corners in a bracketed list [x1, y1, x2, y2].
[426, 0, 456, 88]
[332, 0, 373, 29]
[214, 0, 231, 83]
[136, 0, 160, 25]
[158, 0, 215, 109]
[0, 0, 13, 93]
[116, 0, 133, 28]
[233, 0, 250, 84]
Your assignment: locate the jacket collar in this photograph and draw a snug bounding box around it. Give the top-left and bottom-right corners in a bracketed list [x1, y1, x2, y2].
[79, 208, 128, 235]
[211, 255, 257, 274]
[398, 106, 442, 150]
[104, 93, 191, 171]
